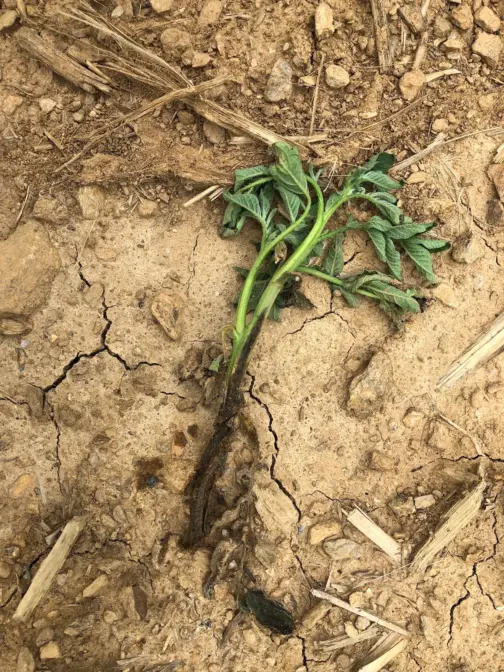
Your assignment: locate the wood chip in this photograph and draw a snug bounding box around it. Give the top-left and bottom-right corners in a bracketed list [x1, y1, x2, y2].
[370, 0, 393, 73]
[13, 517, 87, 622]
[346, 507, 402, 564]
[311, 589, 408, 636]
[411, 480, 485, 571]
[357, 633, 407, 672]
[437, 312, 504, 389]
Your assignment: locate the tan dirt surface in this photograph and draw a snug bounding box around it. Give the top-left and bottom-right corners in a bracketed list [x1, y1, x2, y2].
[1, 1, 504, 671]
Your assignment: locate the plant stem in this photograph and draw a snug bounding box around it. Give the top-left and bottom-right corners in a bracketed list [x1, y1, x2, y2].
[297, 266, 376, 298]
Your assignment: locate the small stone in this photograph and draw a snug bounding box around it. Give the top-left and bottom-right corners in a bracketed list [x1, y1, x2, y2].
[243, 628, 257, 646]
[315, 2, 335, 40]
[33, 195, 69, 225]
[300, 75, 317, 86]
[171, 430, 188, 457]
[0, 561, 11, 579]
[344, 622, 359, 638]
[323, 538, 361, 561]
[39, 642, 61, 660]
[150, 0, 173, 13]
[325, 64, 350, 89]
[0, 10, 17, 32]
[73, 111, 85, 123]
[10, 474, 36, 498]
[16, 647, 35, 672]
[348, 592, 366, 608]
[82, 574, 108, 598]
[308, 520, 342, 545]
[399, 70, 425, 101]
[160, 28, 192, 58]
[3, 94, 23, 115]
[192, 51, 212, 68]
[451, 4, 474, 30]
[369, 450, 395, 471]
[414, 494, 436, 509]
[474, 7, 501, 32]
[487, 199, 504, 227]
[264, 59, 293, 102]
[432, 118, 449, 132]
[35, 628, 55, 647]
[177, 110, 195, 125]
[138, 199, 158, 217]
[451, 233, 485, 263]
[198, 0, 222, 26]
[77, 185, 105, 219]
[443, 31, 465, 53]
[347, 351, 390, 419]
[487, 164, 504, 201]
[39, 98, 57, 114]
[421, 614, 436, 642]
[434, 15, 453, 38]
[472, 32, 502, 67]
[433, 282, 458, 308]
[103, 610, 119, 623]
[203, 119, 226, 144]
[94, 244, 117, 262]
[403, 408, 423, 428]
[355, 616, 371, 630]
[389, 495, 415, 516]
[111, 5, 124, 17]
[335, 654, 352, 670]
[151, 290, 184, 340]
[299, 602, 332, 633]
[399, 5, 424, 34]
[112, 505, 127, 524]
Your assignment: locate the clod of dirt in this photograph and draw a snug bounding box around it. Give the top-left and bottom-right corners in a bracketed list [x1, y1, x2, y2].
[399, 5, 424, 35]
[160, 27, 192, 59]
[451, 5, 473, 31]
[325, 64, 350, 89]
[0, 10, 17, 32]
[323, 538, 361, 561]
[315, 2, 335, 40]
[151, 290, 184, 340]
[487, 163, 504, 201]
[150, 0, 173, 13]
[33, 195, 69, 224]
[0, 219, 61, 322]
[451, 233, 485, 264]
[487, 198, 504, 226]
[472, 32, 502, 67]
[388, 495, 415, 516]
[432, 118, 449, 133]
[80, 153, 128, 183]
[39, 642, 61, 660]
[474, 7, 501, 33]
[309, 520, 342, 544]
[434, 15, 453, 38]
[0, 561, 11, 579]
[192, 51, 212, 68]
[399, 69, 425, 102]
[198, 0, 222, 27]
[433, 282, 458, 308]
[443, 31, 465, 55]
[369, 450, 395, 471]
[16, 647, 35, 672]
[347, 351, 391, 418]
[203, 119, 226, 144]
[264, 59, 293, 103]
[138, 199, 158, 217]
[77, 185, 106, 219]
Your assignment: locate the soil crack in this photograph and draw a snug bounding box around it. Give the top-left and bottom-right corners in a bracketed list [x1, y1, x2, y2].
[247, 372, 301, 523]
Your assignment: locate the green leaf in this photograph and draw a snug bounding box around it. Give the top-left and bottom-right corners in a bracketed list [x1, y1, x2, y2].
[418, 238, 451, 252]
[387, 222, 435, 240]
[259, 184, 275, 218]
[208, 354, 223, 373]
[340, 289, 359, 307]
[221, 201, 247, 237]
[385, 237, 401, 280]
[363, 152, 396, 174]
[324, 191, 343, 217]
[366, 195, 402, 224]
[243, 590, 294, 635]
[322, 233, 345, 277]
[270, 143, 308, 196]
[276, 185, 302, 223]
[367, 228, 387, 262]
[224, 192, 262, 220]
[346, 272, 393, 292]
[370, 191, 397, 204]
[234, 165, 270, 191]
[366, 280, 420, 313]
[233, 266, 250, 278]
[365, 216, 393, 232]
[401, 239, 437, 283]
[360, 171, 403, 191]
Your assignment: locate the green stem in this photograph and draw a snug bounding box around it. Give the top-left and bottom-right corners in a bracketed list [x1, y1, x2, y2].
[296, 266, 376, 298]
